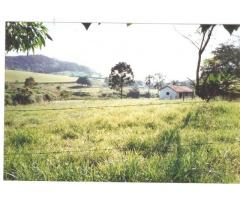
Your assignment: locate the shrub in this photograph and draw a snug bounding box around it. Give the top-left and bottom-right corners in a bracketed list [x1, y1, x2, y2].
[24, 77, 37, 88]
[35, 94, 44, 103]
[143, 92, 151, 98]
[43, 93, 56, 101]
[127, 88, 140, 98]
[12, 88, 35, 105]
[5, 93, 13, 105]
[56, 86, 61, 90]
[60, 90, 71, 99]
[5, 82, 9, 90]
[76, 76, 92, 87]
[7, 87, 56, 105]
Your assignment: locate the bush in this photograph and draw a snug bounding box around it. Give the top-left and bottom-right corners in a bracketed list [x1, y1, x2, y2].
[12, 88, 35, 105]
[127, 88, 140, 98]
[76, 76, 92, 87]
[43, 93, 56, 101]
[5, 93, 13, 105]
[5, 82, 9, 90]
[24, 77, 37, 88]
[143, 92, 151, 98]
[60, 90, 71, 99]
[35, 94, 44, 103]
[56, 86, 61, 90]
[6, 86, 56, 105]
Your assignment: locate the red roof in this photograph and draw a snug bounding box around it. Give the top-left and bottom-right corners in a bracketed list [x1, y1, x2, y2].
[161, 85, 193, 93]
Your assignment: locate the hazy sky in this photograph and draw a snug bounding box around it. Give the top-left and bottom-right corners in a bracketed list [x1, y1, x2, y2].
[7, 23, 240, 81]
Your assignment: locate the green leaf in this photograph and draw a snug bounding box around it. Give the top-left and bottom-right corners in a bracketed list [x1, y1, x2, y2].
[223, 24, 240, 35]
[46, 34, 53, 40]
[5, 22, 52, 53]
[200, 24, 213, 33]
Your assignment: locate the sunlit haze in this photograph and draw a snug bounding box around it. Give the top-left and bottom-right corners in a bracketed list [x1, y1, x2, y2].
[7, 23, 240, 81]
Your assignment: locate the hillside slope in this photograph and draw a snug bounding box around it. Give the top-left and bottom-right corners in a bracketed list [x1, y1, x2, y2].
[5, 70, 77, 83]
[5, 55, 96, 76]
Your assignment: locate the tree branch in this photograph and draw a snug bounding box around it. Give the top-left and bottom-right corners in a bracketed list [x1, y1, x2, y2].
[173, 26, 200, 50]
[199, 31, 206, 53]
[201, 25, 215, 53]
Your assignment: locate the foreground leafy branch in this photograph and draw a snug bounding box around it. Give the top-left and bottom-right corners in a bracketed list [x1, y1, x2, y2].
[5, 22, 52, 54]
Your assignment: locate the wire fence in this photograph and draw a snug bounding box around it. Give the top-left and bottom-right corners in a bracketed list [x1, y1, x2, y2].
[6, 100, 203, 112]
[6, 98, 240, 112]
[4, 140, 240, 156]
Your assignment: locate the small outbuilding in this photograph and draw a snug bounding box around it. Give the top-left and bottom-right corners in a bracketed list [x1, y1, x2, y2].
[159, 85, 194, 100]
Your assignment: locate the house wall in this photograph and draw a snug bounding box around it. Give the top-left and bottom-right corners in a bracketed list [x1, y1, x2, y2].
[159, 87, 178, 99]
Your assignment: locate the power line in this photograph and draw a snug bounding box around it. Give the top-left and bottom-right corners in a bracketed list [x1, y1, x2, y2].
[42, 21, 236, 26]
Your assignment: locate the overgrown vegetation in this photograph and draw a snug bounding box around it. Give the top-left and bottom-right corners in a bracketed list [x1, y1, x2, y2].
[4, 99, 240, 182]
[199, 44, 240, 101]
[5, 80, 160, 105]
[5, 78, 57, 105]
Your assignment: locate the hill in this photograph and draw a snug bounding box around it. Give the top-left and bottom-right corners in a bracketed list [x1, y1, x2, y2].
[5, 55, 97, 76]
[5, 70, 77, 83]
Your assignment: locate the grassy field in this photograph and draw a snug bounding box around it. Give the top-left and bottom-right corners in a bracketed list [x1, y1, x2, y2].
[5, 76, 159, 102]
[4, 99, 240, 182]
[5, 70, 78, 83]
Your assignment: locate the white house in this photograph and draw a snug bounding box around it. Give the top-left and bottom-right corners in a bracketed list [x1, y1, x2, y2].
[159, 85, 193, 100]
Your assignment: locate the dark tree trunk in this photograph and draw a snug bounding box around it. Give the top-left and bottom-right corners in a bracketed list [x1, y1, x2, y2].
[120, 77, 123, 99]
[195, 25, 215, 96]
[195, 52, 202, 96]
[120, 86, 123, 99]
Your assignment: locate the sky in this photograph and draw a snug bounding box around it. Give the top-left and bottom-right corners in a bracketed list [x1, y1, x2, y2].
[7, 23, 240, 82]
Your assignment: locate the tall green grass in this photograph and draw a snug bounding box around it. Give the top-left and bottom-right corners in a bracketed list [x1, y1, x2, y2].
[4, 99, 240, 182]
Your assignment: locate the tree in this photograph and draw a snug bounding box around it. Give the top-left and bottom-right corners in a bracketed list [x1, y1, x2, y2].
[108, 62, 134, 99]
[171, 80, 180, 86]
[127, 88, 140, 98]
[76, 76, 92, 87]
[153, 73, 165, 90]
[145, 75, 154, 98]
[5, 22, 52, 54]
[176, 24, 240, 96]
[196, 25, 240, 96]
[24, 77, 37, 88]
[198, 44, 240, 101]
